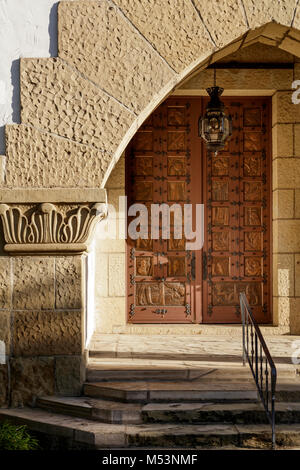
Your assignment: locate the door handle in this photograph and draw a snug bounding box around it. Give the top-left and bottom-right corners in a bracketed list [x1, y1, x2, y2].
[203, 251, 207, 280]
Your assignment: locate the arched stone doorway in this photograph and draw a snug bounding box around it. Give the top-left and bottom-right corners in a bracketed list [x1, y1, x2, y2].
[1, 1, 300, 407]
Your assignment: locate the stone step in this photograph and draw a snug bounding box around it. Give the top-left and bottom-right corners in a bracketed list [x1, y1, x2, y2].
[83, 381, 259, 404]
[84, 380, 300, 404]
[142, 402, 300, 425]
[126, 423, 300, 449]
[87, 362, 298, 383]
[36, 396, 142, 424]
[36, 397, 300, 426]
[1, 408, 300, 449]
[86, 366, 217, 382]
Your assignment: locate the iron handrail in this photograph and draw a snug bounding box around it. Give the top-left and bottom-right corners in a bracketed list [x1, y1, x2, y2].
[239, 292, 277, 450]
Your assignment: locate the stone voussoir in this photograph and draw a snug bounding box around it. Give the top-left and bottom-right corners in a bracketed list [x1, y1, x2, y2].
[5, 124, 111, 188]
[20, 58, 135, 153]
[58, 0, 176, 113]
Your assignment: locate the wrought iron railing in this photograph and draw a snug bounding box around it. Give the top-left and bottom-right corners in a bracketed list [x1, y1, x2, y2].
[239, 292, 277, 450]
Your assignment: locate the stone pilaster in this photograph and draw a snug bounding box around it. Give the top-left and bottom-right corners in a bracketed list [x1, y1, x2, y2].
[0, 190, 107, 406]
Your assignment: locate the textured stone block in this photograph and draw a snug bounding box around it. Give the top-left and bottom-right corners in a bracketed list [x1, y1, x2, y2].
[273, 159, 300, 190]
[295, 190, 300, 218]
[20, 58, 135, 154]
[243, 2, 297, 29]
[272, 124, 294, 158]
[192, 0, 247, 47]
[293, 125, 300, 156]
[55, 355, 85, 396]
[105, 157, 125, 189]
[273, 297, 291, 327]
[0, 311, 10, 355]
[0, 258, 11, 309]
[95, 298, 126, 333]
[179, 69, 214, 90]
[273, 220, 300, 253]
[0, 364, 8, 407]
[273, 254, 294, 297]
[109, 0, 214, 72]
[279, 35, 300, 57]
[5, 125, 111, 188]
[10, 357, 55, 407]
[94, 235, 126, 254]
[272, 92, 300, 125]
[95, 253, 108, 299]
[12, 310, 82, 356]
[273, 190, 294, 219]
[58, 1, 175, 112]
[107, 189, 125, 217]
[0, 156, 6, 185]
[12, 257, 55, 310]
[295, 255, 300, 296]
[290, 298, 300, 334]
[216, 69, 292, 92]
[109, 254, 125, 297]
[55, 257, 82, 309]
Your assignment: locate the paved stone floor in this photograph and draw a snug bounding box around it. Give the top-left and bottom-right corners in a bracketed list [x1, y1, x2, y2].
[89, 333, 299, 363]
[88, 334, 300, 390]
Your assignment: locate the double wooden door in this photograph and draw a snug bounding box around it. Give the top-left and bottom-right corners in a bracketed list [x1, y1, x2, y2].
[126, 96, 272, 324]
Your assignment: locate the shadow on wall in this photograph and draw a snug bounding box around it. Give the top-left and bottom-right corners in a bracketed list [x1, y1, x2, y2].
[1, 2, 59, 156]
[49, 2, 58, 57]
[10, 59, 20, 126]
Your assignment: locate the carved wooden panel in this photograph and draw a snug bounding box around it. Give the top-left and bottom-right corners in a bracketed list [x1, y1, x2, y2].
[212, 281, 262, 307]
[211, 257, 230, 277]
[126, 97, 201, 323]
[244, 182, 262, 201]
[167, 182, 186, 201]
[245, 207, 262, 226]
[168, 157, 186, 176]
[245, 256, 262, 277]
[167, 107, 186, 126]
[168, 256, 186, 276]
[212, 232, 230, 252]
[212, 157, 229, 176]
[133, 131, 153, 151]
[136, 237, 153, 251]
[243, 107, 261, 127]
[167, 132, 186, 151]
[212, 207, 229, 226]
[136, 282, 162, 305]
[203, 97, 271, 324]
[212, 282, 236, 306]
[243, 154, 262, 177]
[244, 232, 262, 252]
[134, 182, 153, 201]
[168, 231, 186, 251]
[212, 181, 229, 201]
[127, 97, 271, 324]
[136, 257, 153, 276]
[164, 282, 186, 306]
[135, 157, 153, 176]
[243, 132, 262, 151]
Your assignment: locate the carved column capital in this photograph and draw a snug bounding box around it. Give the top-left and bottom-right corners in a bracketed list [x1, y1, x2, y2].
[0, 202, 107, 254]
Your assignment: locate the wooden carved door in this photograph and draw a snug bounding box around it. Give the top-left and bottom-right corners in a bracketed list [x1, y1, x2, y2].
[126, 97, 202, 323]
[126, 96, 272, 324]
[202, 97, 272, 323]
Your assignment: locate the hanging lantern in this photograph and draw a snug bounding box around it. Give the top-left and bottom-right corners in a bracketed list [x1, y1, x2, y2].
[198, 86, 232, 155]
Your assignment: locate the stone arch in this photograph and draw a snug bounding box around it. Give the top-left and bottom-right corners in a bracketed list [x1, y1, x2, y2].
[4, 0, 300, 193]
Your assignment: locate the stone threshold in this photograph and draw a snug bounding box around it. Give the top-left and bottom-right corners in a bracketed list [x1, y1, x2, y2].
[108, 325, 290, 336]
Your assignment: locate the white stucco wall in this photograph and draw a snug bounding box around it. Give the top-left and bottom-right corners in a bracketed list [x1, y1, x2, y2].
[0, 0, 58, 154]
